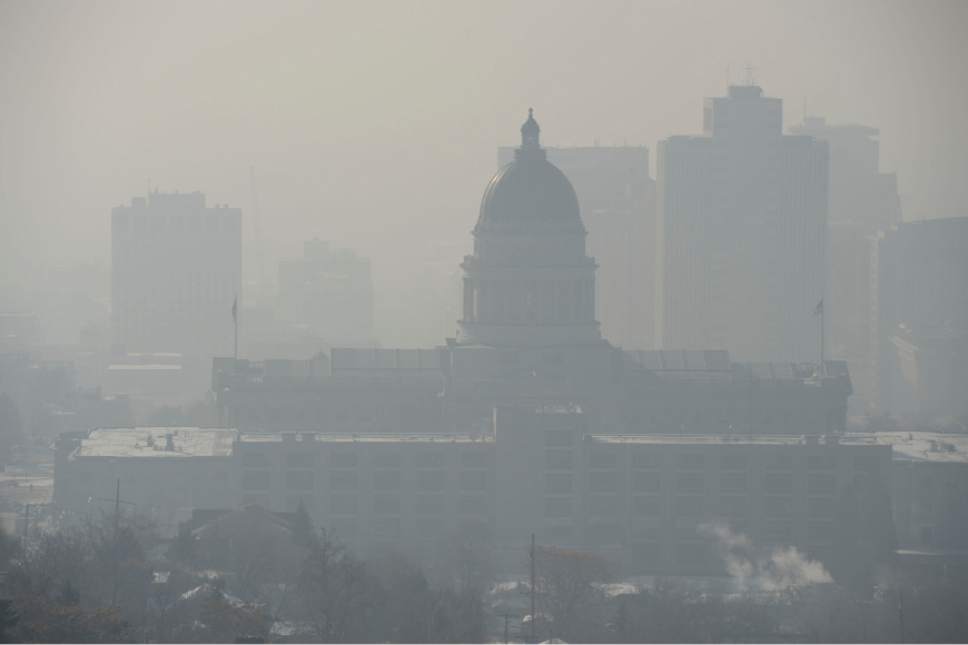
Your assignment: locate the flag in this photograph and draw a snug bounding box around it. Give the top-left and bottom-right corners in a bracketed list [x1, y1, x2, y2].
[232, 296, 238, 322]
[813, 298, 823, 316]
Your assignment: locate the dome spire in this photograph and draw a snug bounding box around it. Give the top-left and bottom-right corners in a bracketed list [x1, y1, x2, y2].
[521, 107, 540, 150]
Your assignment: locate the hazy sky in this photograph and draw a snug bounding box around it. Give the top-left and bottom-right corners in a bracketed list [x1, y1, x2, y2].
[1, 0, 966, 341]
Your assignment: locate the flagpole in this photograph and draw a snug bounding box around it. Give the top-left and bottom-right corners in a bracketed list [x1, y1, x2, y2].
[818, 299, 824, 377]
[233, 295, 238, 361]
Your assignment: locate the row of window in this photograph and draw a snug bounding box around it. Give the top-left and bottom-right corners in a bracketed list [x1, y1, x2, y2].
[543, 494, 837, 520]
[242, 467, 490, 492]
[241, 448, 491, 470]
[544, 470, 840, 494]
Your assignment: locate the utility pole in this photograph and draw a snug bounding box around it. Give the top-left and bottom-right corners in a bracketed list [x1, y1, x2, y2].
[897, 588, 906, 644]
[22, 503, 30, 547]
[529, 533, 536, 644]
[111, 478, 121, 608]
[503, 613, 509, 645]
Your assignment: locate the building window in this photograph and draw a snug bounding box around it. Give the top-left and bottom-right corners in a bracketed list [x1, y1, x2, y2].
[330, 470, 358, 491]
[587, 523, 622, 546]
[588, 450, 618, 469]
[807, 454, 835, 471]
[764, 495, 794, 517]
[633, 495, 662, 517]
[545, 473, 573, 494]
[457, 495, 488, 515]
[286, 452, 316, 469]
[546, 449, 574, 470]
[544, 429, 574, 448]
[588, 495, 622, 517]
[459, 470, 488, 492]
[373, 470, 402, 491]
[807, 521, 834, 545]
[763, 473, 793, 494]
[242, 471, 271, 491]
[373, 494, 401, 515]
[676, 472, 705, 493]
[415, 450, 445, 469]
[242, 453, 270, 468]
[677, 453, 704, 470]
[632, 471, 662, 493]
[460, 448, 489, 468]
[673, 495, 705, 517]
[329, 448, 359, 468]
[807, 473, 836, 495]
[631, 452, 662, 469]
[719, 454, 748, 471]
[808, 496, 834, 518]
[544, 497, 573, 518]
[416, 494, 445, 515]
[763, 521, 794, 543]
[285, 470, 313, 492]
[373, 516, 401, 540]
[372, 449, 402, 468]
[589, 471, 618, 493]
[329, 494, 358, 515]
[720, 472, 747, 492]
[416, 469, 446, 492]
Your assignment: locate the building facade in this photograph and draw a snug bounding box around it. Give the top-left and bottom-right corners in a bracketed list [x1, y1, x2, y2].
[55, 420, 899, 575]
[277, 238, 374, 346]
[790, 117, 902, 410]
[657, 85, 828, 362]
[871, 217, 968, 418]
[111, 191, 241, 358]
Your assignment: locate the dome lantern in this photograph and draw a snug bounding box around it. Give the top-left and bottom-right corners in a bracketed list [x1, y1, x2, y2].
[521, 107, 540, 150]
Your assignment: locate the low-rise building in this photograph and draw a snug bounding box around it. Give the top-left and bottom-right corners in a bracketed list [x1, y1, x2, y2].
[55, 414, 906, 575]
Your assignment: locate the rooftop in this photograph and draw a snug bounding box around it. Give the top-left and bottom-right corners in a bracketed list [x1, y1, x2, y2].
[587, 434, 853, 447]
[857, 431, 968, 464]
[75, 427, 237, 458]
[239, 432, 493, 445]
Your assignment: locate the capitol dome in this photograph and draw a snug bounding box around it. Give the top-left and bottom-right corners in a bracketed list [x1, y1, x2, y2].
[475, 109, 585, 234]
[458, 109, 601, 348]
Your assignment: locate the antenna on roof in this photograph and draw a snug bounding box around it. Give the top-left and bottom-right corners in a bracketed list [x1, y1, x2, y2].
[744, 63, 756, 86]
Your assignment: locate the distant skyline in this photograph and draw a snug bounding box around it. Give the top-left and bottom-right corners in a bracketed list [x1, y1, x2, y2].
[2, 0, 966, 345]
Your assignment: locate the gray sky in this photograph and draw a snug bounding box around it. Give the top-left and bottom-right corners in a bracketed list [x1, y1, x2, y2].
[1, 0, 966, 339]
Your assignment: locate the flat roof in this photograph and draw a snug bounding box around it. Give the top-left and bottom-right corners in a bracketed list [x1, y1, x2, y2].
[76, 427, 237, 458]
[856, 432, 968, 464]
[239, 432, 493, 445]
[587, 434, 878, 448]
[588, 432, 968, 462]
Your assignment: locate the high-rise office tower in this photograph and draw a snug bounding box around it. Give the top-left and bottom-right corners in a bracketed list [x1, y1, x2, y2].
[498, 145, 656, 349]
[277, 238, 374, 346]
[872, 217, 968, 419]
[111, 191, 241, 357]
[791, 117, 902, 408]
[657, 85, 828, 362]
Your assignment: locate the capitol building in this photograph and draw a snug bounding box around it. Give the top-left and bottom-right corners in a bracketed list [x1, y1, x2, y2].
[54, 112, 892, 575]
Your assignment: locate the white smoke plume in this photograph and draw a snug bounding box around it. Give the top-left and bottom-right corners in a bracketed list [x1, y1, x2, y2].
[699, 522, 832, 592]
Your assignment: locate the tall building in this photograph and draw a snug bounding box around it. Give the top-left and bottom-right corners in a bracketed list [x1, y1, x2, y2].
[872, 217, 968, 419]
[111, 191, 241, 357]
[498, 145, 656, 349]
[657, 85, 828, 362]
[277, 238, 374, 346]
[791, 117, 901, 409]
